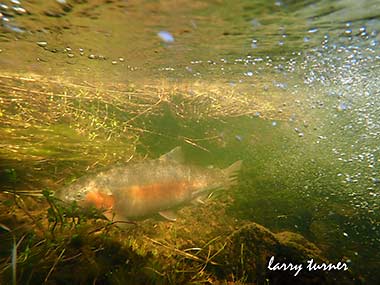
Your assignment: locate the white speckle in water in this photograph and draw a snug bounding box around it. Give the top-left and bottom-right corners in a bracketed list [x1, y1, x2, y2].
[157, 31, 175, 43]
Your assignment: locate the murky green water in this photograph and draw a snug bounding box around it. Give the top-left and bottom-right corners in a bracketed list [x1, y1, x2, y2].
[1, 0, 380, 284]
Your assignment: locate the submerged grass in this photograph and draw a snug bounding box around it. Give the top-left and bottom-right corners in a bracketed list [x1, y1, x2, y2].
[0, 223, 17, 285]
[0, 189, 235, 284]
[0, 71, 290, 192]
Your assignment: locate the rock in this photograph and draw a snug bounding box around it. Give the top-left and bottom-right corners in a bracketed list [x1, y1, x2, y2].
[213, 223, 358, 284]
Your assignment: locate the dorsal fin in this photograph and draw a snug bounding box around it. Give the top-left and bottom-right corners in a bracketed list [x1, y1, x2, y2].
[159, 147, 184, 164]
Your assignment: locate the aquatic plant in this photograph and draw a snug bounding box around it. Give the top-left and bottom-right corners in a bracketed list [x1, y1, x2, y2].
[0, 223, 17, 285]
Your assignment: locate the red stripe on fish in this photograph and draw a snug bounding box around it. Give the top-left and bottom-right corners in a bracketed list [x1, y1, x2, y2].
[84, 191, 115, 209]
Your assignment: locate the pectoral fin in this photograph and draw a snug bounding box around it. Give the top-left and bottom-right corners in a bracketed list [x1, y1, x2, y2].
[158, 210, 177, 221]
[191, 196, 207, 205]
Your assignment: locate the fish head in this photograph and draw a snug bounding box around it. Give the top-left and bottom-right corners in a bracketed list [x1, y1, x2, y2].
[57, 176, 112, 206]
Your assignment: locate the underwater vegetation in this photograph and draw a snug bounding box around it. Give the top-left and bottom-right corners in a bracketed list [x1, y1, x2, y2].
[0, 72, 360, 284]
[0, 188, 357, 285]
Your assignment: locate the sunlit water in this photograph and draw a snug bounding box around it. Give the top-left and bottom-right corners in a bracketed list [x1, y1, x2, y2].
[1, 0, 380, 283]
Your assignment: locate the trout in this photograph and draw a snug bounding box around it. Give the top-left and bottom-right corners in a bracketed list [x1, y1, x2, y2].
[57, 147, 242, 221]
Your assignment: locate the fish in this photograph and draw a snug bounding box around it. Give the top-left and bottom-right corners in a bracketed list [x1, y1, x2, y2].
[56, 147, 242, 221]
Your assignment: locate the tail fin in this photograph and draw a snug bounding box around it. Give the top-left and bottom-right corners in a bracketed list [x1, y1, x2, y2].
[223, 160, 242, 188]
